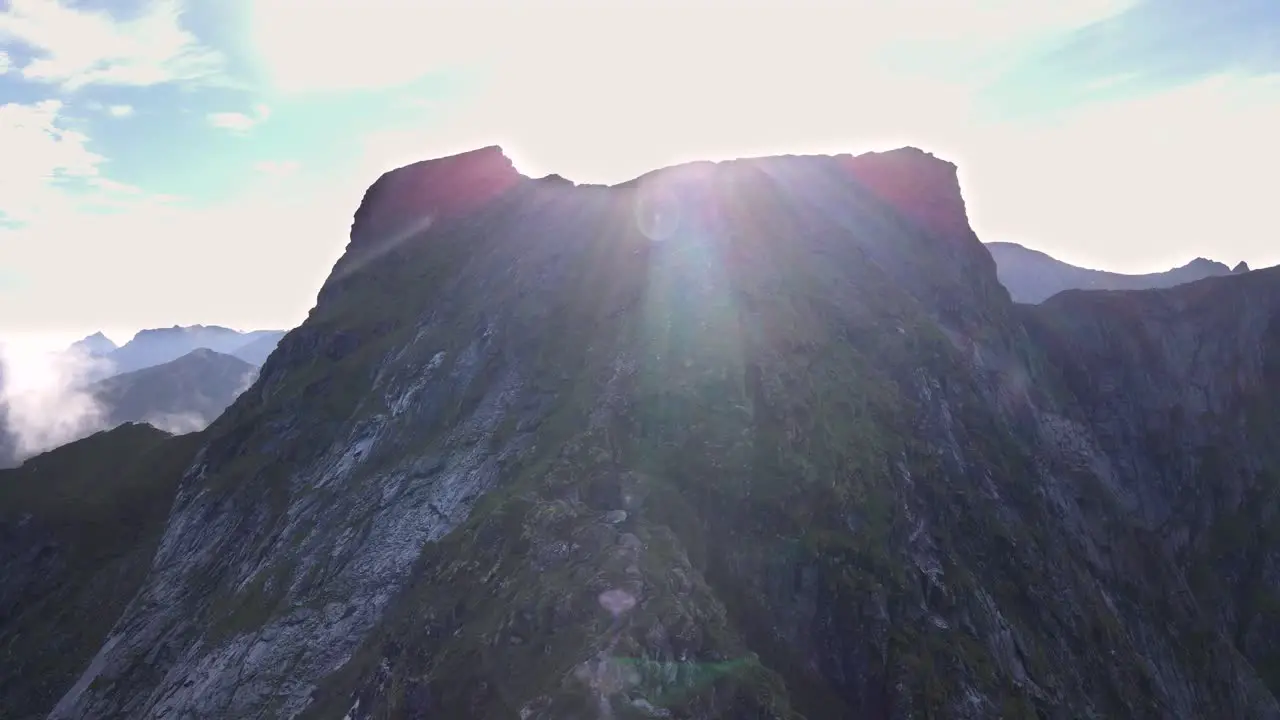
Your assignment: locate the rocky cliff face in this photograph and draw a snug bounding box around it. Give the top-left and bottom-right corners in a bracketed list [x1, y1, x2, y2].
[18, 147, 1280, 719]
[1023, 273, 1280, 694]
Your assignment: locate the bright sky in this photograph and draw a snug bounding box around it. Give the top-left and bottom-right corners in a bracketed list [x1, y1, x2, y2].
[2, 0, 1278, 352]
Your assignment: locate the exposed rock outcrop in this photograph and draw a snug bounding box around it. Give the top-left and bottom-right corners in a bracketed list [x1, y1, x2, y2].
[13, 145, 1279, 719]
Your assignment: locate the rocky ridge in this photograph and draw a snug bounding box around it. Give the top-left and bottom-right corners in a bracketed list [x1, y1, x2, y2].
[10, 145, 1277, 719]
[987, 241, 1250, 303]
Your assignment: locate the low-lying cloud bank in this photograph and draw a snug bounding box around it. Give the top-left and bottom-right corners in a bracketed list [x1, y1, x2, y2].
[0, 340, 116, 462]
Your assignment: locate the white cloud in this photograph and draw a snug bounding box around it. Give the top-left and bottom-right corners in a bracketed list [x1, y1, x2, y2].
[959, 72, 1280, 273]
[0, 0, 223, 90]
[107, 104, 134, 117]
[0, 99, 107, 222]
[254, 159, 300, 177]
[0, 98, 165, 233]
[0, 340, 113, 460]
[245, 0, 1135, 183]
[248, 0, 1134, 95]
[0, 165, 352, 335]
[207, 112, 255, 132]
[207, 103, 270, 133]
[0, 50, 11, 74]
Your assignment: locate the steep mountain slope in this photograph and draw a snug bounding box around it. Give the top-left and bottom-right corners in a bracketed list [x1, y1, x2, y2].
[89, 348, 257, 434]
[988, 241, 1247, 303]
[1022, 271, 1280, 694]
[0, 424, 204, 720]
[35, 147, 1280, 719]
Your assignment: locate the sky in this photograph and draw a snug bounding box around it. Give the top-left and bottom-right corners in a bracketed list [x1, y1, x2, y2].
[1, 0, 1279, 352]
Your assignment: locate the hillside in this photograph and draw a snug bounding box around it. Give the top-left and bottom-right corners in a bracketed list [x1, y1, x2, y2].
[88, 348, 257, 434]
[3, 146, 1276, 719]
[0, 424, 204, 720]
[987, 241, 1249, 303]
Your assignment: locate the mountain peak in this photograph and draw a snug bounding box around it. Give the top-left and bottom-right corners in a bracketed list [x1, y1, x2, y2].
[348, 145, 522, 254]
[843, 146, 969, 240]
[1183, 256, 1229, 272]
[1234, 261, 1251, 273]
[68, 331, 118, 357]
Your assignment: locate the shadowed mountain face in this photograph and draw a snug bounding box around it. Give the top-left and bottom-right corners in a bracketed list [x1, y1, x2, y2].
[6, 146, 1280, 719]
[987, 241, 1249, 304]
[88, 349, 258, 435]
[0, 424, 203, 720]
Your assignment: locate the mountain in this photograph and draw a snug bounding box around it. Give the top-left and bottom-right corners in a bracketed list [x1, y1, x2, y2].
[87, 348, 258, 434]
[228, 329, 288, 366]
[67, 331, 118, 358]
[0, 424, 203, 720]
[104, 325, 285, 375]
[6, 146, 1279, 718]
[987, 241, 1249, 303]
[0, 349, 254, 470]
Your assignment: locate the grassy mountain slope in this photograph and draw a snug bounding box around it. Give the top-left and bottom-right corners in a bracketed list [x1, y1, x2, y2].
[0, 424, 204, 720]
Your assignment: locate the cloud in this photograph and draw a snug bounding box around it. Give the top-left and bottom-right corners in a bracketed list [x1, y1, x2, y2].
[0, 163, 354, 334]
[984, 0, 1280, 117]
[0, 49, 10, 74]
[247, 0, 1134, 95]
[207, 103, 270, 133]
[1, 99, 101, 221]
[107, 104, 134, 117]
[141, 410, 206, 435]
[207, 112, 255, 132]
[0, 98, 157, 226]
[0, 339, 114, 461]
[959, 72, 1280, 273]
[0, 0, 224, 90]
[254, 159, 300, 177]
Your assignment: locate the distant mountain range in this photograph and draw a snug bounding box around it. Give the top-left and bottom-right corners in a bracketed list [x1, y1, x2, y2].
[987, 241, 1251, 303]
[86, 349, 257, 435]
[81, 325, 287, 376]
[68, 331, 117, 358]
[0, 325, 287, 468]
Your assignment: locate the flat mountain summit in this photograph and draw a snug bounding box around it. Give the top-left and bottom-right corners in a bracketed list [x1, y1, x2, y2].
[3, 145, 1279, 719]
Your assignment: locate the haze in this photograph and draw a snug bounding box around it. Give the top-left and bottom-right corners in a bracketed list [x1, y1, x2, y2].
[1, 0, 1278, 352]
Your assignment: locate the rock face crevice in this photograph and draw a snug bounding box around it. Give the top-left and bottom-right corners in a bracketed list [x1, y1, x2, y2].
[27, 146, 1280, 719]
